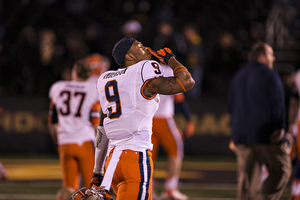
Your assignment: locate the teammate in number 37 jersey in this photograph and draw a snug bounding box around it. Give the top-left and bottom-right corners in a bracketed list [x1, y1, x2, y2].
[48, 59, 100, 200]
[91, 38, 194, 200]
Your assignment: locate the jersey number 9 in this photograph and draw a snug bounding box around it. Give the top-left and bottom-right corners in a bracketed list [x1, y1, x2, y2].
[105, 80, 122, 119]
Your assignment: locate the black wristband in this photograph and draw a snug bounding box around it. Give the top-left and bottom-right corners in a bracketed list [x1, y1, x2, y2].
[165, 53, 175, 64]
[92, 173, 103, 178]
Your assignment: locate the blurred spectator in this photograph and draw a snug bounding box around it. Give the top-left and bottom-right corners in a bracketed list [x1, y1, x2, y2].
[249, 22, 265, 44]
[65, 30, 89, 62]
[0, 0, 293, 100]
[39, 29, 58, 65]
[153, 21, 186, 64]
[216, 31, 241, 73]
[85, 20, 105, 54]
[182, 24, 205, 99]
[241, 21, 266, 52]
[204, 31, 243, 97]
[120, 18, 153, 52]
[35, 28, 65, 95]
[15, 26, 39, 95]
[121, 19, 142, 39]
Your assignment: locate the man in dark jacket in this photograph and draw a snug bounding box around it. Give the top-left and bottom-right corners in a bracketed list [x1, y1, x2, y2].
[228, 42, 292, 200]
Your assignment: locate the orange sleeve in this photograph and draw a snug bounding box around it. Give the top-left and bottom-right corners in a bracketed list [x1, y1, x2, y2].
[91, 102, 100, 126]
[174, 93, 185, 104]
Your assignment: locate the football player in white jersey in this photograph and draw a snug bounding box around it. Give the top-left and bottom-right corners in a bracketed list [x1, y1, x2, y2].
[48, 59, 100, 200]
[90, 38, 194, 200]
[152, 64, 195, 200]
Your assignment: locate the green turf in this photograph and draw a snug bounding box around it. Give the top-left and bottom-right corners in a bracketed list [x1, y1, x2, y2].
[0, 181, 291, 200]
[0, 154, 292, 200]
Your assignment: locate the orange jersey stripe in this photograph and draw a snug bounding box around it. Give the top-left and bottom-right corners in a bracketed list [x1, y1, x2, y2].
[90, 102, 100, 126]
[141, 78, 157, 100]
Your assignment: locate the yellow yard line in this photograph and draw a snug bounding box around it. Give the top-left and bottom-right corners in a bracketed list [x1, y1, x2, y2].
[0, 158, 235, 180]
[154, 161, 237, 171]
[154, 170, 203, 179]
[5, 164, 62, 180]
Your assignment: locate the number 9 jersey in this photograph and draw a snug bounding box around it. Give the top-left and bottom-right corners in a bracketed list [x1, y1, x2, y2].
[96, 60, 164, 151]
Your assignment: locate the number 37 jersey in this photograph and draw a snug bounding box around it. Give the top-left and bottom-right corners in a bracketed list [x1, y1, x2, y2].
[97, 60, 164, 151]
[48, 80, 100, 145]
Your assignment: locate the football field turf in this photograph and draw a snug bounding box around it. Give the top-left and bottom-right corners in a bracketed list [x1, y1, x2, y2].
[0, 154, 291, 200]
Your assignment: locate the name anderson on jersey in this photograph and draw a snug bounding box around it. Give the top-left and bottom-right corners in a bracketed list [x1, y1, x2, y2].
[103, 68, 128, 79]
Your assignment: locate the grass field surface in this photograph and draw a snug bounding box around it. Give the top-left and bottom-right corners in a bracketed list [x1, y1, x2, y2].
[0, 153, 291, 200]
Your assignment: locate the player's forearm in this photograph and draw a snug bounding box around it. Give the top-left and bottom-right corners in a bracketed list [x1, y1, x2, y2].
[168, 57, 195, 92]
[167, 56, 184, 69]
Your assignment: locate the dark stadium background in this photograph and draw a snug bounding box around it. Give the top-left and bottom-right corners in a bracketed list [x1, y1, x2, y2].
[0, 0, 300, 155]
[0, 0, 299, 199]
[0, 0, 300, 167]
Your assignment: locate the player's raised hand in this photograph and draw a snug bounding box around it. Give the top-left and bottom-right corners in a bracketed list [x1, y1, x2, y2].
[147, 47, 175, 64]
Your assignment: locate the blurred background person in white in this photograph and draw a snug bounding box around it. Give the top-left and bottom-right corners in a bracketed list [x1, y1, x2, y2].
[152, 63, 195, 200]
[48, 59, 100, 200]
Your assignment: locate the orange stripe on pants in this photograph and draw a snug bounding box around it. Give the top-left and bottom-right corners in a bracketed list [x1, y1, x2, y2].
[58, 141, 95, 190]
[105, 149, 153, 200]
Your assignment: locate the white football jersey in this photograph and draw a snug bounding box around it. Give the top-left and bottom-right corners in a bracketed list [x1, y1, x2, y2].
[49, 80, 99, 145]
[154, 64, 176, 118]
[97, 60, 164, 151]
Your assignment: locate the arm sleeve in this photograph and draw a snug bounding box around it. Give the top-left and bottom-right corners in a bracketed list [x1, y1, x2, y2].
[93, 126, 109, 174]
[90, 102, 100, 127]
[268, 72, 286, 130]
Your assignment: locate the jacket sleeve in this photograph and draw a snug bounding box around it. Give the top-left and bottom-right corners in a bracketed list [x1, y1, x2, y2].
[268, 72, 286, 130]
